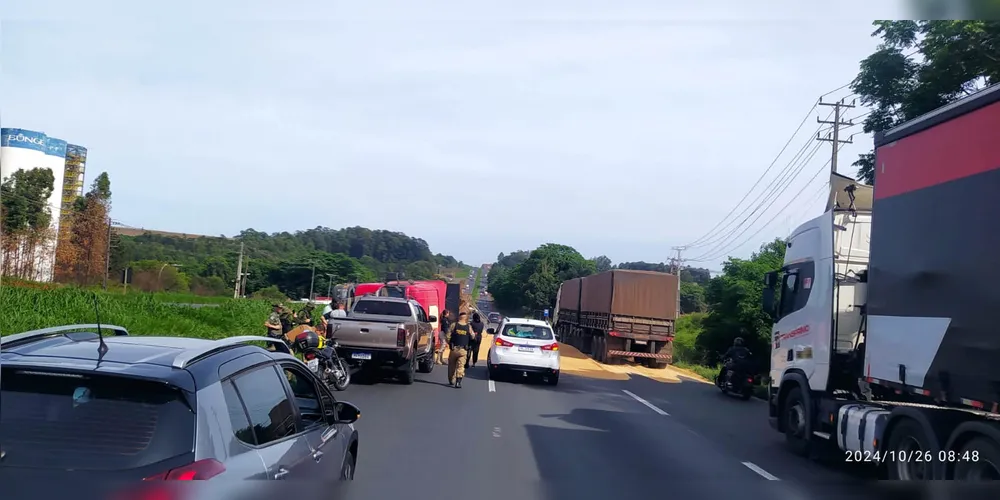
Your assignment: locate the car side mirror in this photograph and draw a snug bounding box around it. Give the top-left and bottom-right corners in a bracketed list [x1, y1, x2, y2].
[330, 401, 361, 424]
[487, 328, 495, 335]
[427, 315, 437, 322]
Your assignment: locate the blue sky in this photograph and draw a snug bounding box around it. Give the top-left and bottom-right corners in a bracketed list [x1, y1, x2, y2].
[3, 1, 907, 267]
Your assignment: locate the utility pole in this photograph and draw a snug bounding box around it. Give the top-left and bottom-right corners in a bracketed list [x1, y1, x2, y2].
[240, 271, 250, 297]
[308, 262, 317, 300]
[233, 241, 244, 299]
[326, 273, 336, 298]
[103, 217, 112, 290]
[817, 97, 856, 174]
[669, 247, 684, 317]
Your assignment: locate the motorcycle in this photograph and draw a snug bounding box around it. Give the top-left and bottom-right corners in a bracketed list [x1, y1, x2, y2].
[715, 356, 755, 400]
[300, 332, 351, 391]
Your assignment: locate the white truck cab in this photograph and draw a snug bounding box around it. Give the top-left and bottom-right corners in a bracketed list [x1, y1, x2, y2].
[766, 173, 873, 395]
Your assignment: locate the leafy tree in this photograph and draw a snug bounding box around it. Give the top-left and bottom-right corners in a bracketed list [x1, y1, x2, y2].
[1, 168, 56, 279]
[590, 255, 613, 273]
[680, 281, 707, 314]
[56, 172, 113, 286]
[851, 21, 1000, 183]
[695, 239, 785, 369]
[490, 244, 595, 315]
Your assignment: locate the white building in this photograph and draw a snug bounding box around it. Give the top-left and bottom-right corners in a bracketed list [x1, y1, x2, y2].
[1, 127, 75, 282]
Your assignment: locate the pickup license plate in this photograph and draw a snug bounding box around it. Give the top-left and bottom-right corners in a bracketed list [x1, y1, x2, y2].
[306, 358, 320, 372]
[517, 346, 535, 353]
[352, 352, 372, 360]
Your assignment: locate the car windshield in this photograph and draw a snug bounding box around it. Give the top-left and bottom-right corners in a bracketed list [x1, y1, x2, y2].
[0, 368, 194, 471]
[503, 324, 554, 340]
[352, 300, 411, 316]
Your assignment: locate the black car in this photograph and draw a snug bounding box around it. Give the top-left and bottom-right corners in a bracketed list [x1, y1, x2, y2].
[0, 324, 361, 485]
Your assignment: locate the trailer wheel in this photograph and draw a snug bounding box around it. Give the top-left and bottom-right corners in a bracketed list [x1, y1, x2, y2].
[782, 387, 811, 456]
[953, 437, 1000, 480]
[595, 336, 607, 363]
[885, 419, 934, 481]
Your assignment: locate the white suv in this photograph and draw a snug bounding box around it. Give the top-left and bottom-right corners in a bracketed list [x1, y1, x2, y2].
[487, 318, 560, 386]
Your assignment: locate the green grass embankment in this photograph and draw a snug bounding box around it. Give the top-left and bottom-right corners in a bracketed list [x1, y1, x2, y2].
[471, 268, 482, 301]
[1, 286, 271, 338]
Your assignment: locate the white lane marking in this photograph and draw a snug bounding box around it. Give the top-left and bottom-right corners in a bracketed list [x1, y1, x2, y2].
[742, 461, 780, 480]
[622, 390, 670, 416]
[492, 427, 501, 438]
[488, 380, 496, 392]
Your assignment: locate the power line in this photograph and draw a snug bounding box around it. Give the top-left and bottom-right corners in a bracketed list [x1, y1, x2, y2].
[687, 140, 826, 262]
[682, 105, 832, 249]
[689, 140, 850, 263]
[685, 108, 834, 251]
[817, 97, 857, 174]
[680, 101, 820, 249]
[688, 160, 833, 263]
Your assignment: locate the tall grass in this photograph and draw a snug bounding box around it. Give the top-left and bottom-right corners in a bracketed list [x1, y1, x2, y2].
[1, 286, 271, 339]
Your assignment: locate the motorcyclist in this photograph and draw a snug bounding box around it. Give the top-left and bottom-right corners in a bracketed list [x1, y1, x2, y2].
[719, 336, 752, 384]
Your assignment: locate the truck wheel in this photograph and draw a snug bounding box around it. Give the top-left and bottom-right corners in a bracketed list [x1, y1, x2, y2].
[885, 419, 934, 480]
[400, 356, 416, 385]
[952, 437, 1000, 480]
[418, 353, 435, 374]
[782, 387, 811, 456]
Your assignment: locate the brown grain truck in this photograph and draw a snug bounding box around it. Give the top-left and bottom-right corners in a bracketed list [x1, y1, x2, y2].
[553, 270, 678, 368]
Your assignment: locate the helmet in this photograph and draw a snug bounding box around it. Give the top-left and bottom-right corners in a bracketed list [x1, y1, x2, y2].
[294, 329, 321, 352]
[734, 337, 744, 347]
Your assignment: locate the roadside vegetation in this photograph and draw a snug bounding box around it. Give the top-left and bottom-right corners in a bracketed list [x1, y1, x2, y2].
[1, 285, 271, 338]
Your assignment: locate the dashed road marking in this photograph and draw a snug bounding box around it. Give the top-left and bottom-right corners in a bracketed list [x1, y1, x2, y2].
[492, 427, 502, 438]
[622, 390, 669, 416]
[488, 380, 496, 392]
[742, 461, 780, 480]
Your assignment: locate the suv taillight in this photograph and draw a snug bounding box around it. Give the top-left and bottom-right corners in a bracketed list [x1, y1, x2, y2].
[495, 338, 514, 347]
[397, 327, 407, 347]
[144, 458, 226, 480]
[540, 343, 559, 351]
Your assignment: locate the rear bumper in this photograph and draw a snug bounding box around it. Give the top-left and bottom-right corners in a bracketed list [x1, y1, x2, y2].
[489, 348, 560, 371]
[339, 346, 408, 368]
[492, 363, 560, 376]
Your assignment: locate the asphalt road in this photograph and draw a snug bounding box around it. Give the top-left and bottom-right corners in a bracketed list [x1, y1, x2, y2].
[334, 359, 881, 500]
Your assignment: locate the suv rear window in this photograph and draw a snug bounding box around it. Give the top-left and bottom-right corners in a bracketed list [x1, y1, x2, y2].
[502, 324, 554, 340]
[352, 300, 411, 316]
[0, 368, 194, 471]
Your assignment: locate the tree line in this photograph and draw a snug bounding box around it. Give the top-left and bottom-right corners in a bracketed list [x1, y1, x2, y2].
[2, 168, 468, 299]
[114, 227, 467, 300]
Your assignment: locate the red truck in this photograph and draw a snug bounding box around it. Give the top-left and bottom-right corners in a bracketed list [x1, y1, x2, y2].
[553, 269, 678, 368]
[350, 279, 446, 345]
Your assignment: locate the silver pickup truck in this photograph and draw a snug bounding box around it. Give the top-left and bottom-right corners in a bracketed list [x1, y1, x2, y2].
[329, 296, 436, 384]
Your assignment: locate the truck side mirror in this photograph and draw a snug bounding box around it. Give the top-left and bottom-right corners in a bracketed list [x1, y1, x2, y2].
[762, 271, 778, 320]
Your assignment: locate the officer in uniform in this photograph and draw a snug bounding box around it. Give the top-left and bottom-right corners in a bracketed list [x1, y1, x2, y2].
[445, 311, 472, 388]
[264, 303, 283, 339]
[296, 302, 316, 326]
[278, 305, 295, 335]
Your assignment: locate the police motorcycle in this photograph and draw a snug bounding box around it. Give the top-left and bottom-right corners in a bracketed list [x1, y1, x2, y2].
[292, 329, 351, 391]
[715, 352, 755, 400]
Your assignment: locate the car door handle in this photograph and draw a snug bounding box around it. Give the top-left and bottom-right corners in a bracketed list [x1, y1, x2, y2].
[274, 467, 290, 480]
[312, 450, 324, 462]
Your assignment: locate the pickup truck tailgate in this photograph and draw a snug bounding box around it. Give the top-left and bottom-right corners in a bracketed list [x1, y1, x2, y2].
[334, 317, 403, 350]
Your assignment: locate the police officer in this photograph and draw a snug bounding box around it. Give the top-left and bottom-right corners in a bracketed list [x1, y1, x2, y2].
[278, 304, 295, 335]
[296, 302, 316, 326]
[264, 303, 283, 339]
[437, 309, 453, 365]
[445, 311, 473, 388]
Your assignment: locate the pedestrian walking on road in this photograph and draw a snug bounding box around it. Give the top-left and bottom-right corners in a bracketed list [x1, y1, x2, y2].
[446, 311, 472, 388]
[436, 309, 452, 365]
[466, 312, 485, 369]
